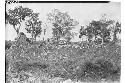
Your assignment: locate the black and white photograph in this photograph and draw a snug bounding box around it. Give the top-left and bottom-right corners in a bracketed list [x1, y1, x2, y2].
[5, 1, 121, 83]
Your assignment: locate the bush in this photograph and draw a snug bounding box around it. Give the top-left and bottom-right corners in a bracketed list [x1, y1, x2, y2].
[75, 58, 120, 82]
[76, 61, 101, 81]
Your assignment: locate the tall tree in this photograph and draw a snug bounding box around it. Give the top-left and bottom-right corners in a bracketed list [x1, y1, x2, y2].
[6, 6, 33, 34]
[25, 13, 42, 41]
[79, 18, 114, 44]
[47, 9, 79, 43]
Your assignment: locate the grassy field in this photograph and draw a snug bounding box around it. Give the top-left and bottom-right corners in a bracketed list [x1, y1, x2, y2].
[5, 40, 121, 83]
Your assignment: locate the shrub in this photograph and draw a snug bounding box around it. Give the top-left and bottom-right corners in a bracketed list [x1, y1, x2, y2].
[75, 58, 120, 82]
[76, 61, 102, 81]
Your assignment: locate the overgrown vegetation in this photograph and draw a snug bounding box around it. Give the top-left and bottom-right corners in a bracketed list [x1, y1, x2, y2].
[5, 39, 121, 83]
[6, 6, 121, 83]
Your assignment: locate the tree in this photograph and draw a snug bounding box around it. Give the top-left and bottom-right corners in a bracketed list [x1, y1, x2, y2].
[79, 18, 114, 44]
[111, 21, 121, 44]
[6, 6, 33, 34]
[25, 13, 42, 41]
[47, 9, 79, 43]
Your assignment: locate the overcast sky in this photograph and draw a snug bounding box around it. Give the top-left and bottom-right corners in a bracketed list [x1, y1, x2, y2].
[6, 2, 121, 41]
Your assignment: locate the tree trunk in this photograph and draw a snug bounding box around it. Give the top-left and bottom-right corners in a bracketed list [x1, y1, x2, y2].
[13, 25, 18, 34]
[31, 34, 34, 42]
[16, 29, 19, 34]
[13, 25, 20, 40]
[43, 38, 45, 41]
[34, 37, 36, 41]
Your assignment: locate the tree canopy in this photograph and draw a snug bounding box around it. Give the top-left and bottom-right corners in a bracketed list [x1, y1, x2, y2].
[25, 13, 42, 41]
[6, 6, 33, 34]
[79, 18, 121, 45]
[47, 9, 79, 43]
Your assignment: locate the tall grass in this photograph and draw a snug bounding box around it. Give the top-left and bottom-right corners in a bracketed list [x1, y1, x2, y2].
[6, 41, 121, 83]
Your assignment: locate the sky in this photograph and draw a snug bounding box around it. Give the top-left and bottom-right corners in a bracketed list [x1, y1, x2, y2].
[6, 2, 121, 41]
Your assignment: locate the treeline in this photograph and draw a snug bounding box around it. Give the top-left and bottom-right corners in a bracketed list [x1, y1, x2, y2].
[6, 6, 121, 45]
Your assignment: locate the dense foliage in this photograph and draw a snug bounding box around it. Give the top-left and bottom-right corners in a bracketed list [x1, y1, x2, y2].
[6, 6, 33, 34]
[6, 6, 121, 83]
[47, 9, 79, 43]
[25, 13, 42, 41]
[6, 37, 121, 83]
[79, 19, 121, 45]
